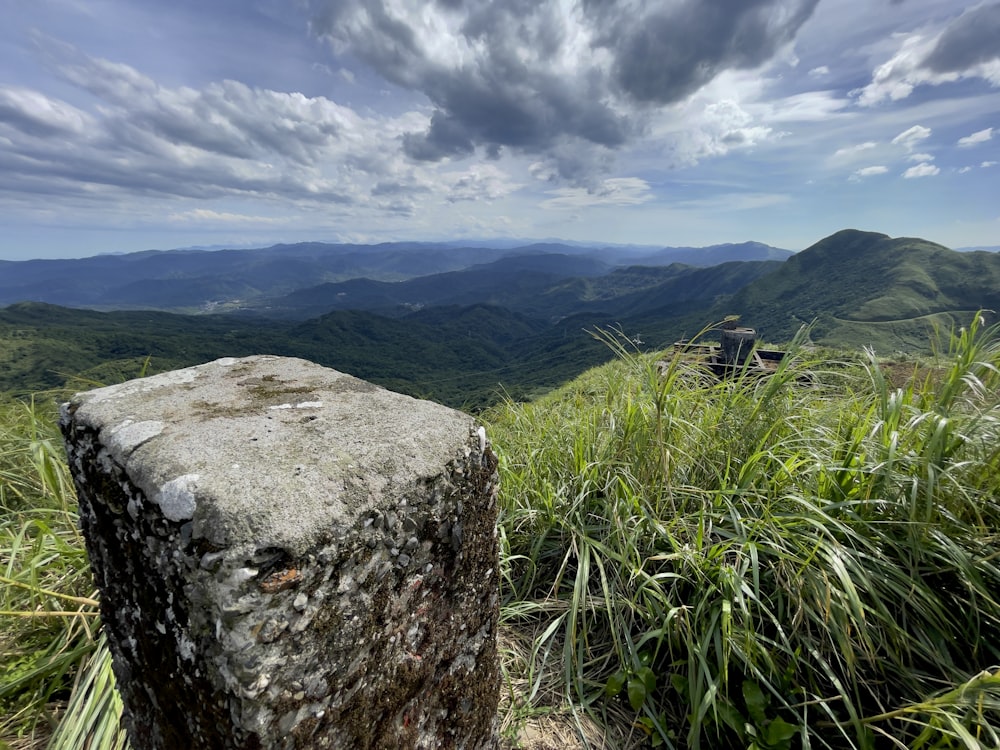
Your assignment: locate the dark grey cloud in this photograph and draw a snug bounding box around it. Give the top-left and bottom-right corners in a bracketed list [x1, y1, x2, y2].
[371, 181, 430, 197]
[308, 0, 818, 179]
[600, 0, 820, 104]
[402, 66, 630, 162]
[923, 3, 1000, 73]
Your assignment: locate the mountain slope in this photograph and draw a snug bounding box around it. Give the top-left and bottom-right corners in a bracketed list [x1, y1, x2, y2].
[624, 241, 794, 267]
[264, 256, 782, 321]
[0, 243, 514, 308]
[716, 229, 1000, 349]
[0, 301, 614, 407]
[264, 253, 610, 318]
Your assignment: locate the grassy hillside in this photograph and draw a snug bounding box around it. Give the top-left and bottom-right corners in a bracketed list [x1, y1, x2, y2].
[5, 227, 1000, 411]
[4, 315, 1000, 749]
[721, 229, 1000, 349]
[489, 316, 1000, 747]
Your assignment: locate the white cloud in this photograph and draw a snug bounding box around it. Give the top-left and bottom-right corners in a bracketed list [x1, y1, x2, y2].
[833, 142, 878, 159]
[983, 160, 998, 168]
[851, 165, 889, 180]
[0, 85, 93, 135]
[650, 93, 778, 167]
[702, 100, 774, 147]
[808, 65, 830, 78]
[891, 125, 932, 150]
[168, 209, 285, 224]
[853, 34, 945, 106]
[958, 127, 994, 147]
[0, 41, 541, 225]
[959, 166, 973, 173]
[853, 6, 1000, 108]
[757, 90, 848, 122]
[443, 164, 521, 203]
[908, 152, 934, 162]
[543, 177, 653, 208]
[903, 162, 940, 178]
[673, 192, 791, 212]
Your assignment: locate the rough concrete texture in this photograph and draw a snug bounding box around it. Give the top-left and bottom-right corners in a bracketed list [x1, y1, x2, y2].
[60, 356, 500, 750]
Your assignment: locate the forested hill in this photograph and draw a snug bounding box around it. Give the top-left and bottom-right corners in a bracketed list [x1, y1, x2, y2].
[3, 229, 998, 407]
[713, 229, 1000, 350]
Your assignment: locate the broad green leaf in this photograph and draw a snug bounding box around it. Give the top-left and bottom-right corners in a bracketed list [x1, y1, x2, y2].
[637, 666, 656, 693]
[605, 670, 626, 698]
[627, 677, 647, 712]
[742, 680, 769, 726]
[763, 717, 797, 747]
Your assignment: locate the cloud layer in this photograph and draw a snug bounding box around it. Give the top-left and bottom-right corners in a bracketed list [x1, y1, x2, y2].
[308, 0, 819, 177]
[853, 2, 1000, 106]
[1, 0, 999, 257]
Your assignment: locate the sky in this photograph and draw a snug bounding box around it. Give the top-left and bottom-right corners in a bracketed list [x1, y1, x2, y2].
[0, 0, 998, 260]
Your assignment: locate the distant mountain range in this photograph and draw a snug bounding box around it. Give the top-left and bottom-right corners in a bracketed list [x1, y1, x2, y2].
[0, 240, 793, 311]
[2, 230, 998, 407]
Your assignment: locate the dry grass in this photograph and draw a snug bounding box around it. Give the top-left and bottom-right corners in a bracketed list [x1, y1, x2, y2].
[498, 628, 646, 750]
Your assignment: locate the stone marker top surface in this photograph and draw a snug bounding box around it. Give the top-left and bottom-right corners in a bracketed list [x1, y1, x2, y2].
[63, 355, 475, 556]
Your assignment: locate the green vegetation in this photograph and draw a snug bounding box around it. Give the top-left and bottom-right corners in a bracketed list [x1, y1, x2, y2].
[4, 315, 1000, 748]
[0, 395, 126, 749]
[490, 316, 1000, 748]
[0, 301, 627, 410]
[6, 229, 1000, 415]
[721, 230, 1000, 349]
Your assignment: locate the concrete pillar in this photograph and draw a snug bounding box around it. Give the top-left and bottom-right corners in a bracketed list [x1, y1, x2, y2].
[60, 356, 500, 750]
[720, 327, 757, 366]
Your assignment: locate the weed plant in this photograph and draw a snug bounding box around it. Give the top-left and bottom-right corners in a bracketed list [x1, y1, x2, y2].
[489, 316, 1000, 748]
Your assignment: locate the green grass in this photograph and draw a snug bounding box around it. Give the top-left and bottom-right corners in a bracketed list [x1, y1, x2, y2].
[0, 397, 127, 750]
[490, 315, 1000, 748]
[4, 315, 1000, 748]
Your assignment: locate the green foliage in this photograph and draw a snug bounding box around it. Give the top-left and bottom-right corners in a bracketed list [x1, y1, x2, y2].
[0, 301, 622, 410]
[489, 314, 1000, 748]
[0, 397, 127, 749]
[6, 228, 1000, 413]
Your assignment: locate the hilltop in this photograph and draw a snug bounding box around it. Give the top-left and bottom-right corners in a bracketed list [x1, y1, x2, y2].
[715, 229, 1000, 349]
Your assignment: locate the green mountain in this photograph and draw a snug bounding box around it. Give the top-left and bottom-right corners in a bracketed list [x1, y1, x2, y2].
[262, 253, 611, 318]
[716, 229, 1000, 350]
[262, 256, 781, 320]
[0, 301, 617, 408]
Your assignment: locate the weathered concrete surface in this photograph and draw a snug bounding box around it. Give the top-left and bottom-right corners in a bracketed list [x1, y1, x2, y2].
[60, 356, 500, 750]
